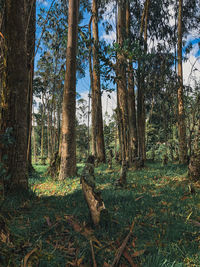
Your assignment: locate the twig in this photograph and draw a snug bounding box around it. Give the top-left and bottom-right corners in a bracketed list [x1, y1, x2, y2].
[34, 0, 56, 59]
[111, 221, 135, 267]
[90, 240, 97, 267]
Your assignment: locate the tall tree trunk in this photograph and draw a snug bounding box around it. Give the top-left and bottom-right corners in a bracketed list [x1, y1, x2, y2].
[57, 94, 61, 152]
[137, 0, 150, 165]
[32, 106, 37, 163]
[116, 0, 129, 168]
[40, 94, 45, 162]
[88, 17, 93, 157]
[92, 0, 106, 163]
[47, 105, 51, 160]
[59, 0, 79, 179]
[26, 0, 36, 169]
[0, 7, 5, 116]
[126, 0, 138, 162]
[177, 0, 187, 164]
[0, 0, 29, 190]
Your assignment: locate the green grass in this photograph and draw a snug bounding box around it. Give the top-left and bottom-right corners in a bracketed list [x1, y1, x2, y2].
[0, 161, 199, 266]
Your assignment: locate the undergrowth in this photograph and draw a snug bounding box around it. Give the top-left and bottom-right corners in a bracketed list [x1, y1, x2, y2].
[0, 161, 199, 266]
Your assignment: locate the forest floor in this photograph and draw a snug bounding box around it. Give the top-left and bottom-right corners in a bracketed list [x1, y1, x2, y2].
[0, 161, 200, 267]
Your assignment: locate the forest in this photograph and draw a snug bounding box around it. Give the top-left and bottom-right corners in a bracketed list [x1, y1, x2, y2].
[0, 0, 200, 266]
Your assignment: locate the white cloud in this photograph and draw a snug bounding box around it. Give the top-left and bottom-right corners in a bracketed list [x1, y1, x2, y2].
[37, 0, 48, 7]
[183, 42, 200, 86]
[101, 31, 116, 43]
[77, 90, 117, 125]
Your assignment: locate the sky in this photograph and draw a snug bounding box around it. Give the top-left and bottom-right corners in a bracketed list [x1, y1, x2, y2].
[35, 0, 200, 119]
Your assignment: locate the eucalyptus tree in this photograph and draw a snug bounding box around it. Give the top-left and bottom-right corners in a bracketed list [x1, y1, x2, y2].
[116, 0, 130, 172]
[0, 0, 29, 190]
[91, 0, 106, 163]
[177, 0, 187, 163]
[59, 0, 80, 179]
[126, 0, 138, 161]
[26, 0, 36, 169]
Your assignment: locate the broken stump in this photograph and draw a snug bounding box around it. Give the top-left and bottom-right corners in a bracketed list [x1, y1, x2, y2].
[81, 158, 107, 226]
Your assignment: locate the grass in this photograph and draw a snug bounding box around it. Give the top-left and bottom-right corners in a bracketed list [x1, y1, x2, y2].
[0, 161, 199, 266]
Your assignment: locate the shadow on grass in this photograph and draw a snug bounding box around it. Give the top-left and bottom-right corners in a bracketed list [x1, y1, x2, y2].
[0, 162, 199, 266]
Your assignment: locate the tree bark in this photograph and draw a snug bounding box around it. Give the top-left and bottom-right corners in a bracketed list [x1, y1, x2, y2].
[177, 0, 187, 164]
[0, 0, 29, 190]
[88, 17, 93, 157]
[126, 0, 138, 161]
[26, 0, 36, 169]
[116, 0, 129, 167]
[137, 0, 150, 165]
[40, 94, 45, 164]
[91, 0, 106, 163]
[59, 0, 80, 179]
[32, 106, 37, 163]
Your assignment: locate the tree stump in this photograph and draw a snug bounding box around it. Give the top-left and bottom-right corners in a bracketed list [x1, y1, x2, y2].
[133, 158, 144, 170]
[162, 154, 168, 165]
[47, 152, 60, 178]
[119, 161, 127, 185]
[188, 154, 200, 181]
[108, 149, 113, 169]
[81, 156, 107, 226]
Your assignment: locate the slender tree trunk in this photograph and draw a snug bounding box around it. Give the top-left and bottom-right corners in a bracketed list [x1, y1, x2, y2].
[53, 101, 56, 155]
[32, 106, 37, 163]
[41, 94, 45, 162]
[89, 16, 96, 158]
[57, 81, 62, 153]
[0, 4, 5, 114]
[177, 0, 187, 164]
[137, 0, 150, 165]
[92, 0, 106, 163]
[126, 0, 138, 162]
[0, 0, 29, 190]
[50, 103, 53, 157]
[59, 0, 80, 179]
[26, 0, 36, 169]
[57, 95, 61, 152]
[116, 0, 129, 169]
[47, 105, 51, 160]
[88, 17, 93, 157]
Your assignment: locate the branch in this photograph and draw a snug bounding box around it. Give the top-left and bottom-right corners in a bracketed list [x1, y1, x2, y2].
[187, 56, 200, 84]
[90, 240, 97, 267]
[33, 0, 56, 60]
[111, 221, 135, 267]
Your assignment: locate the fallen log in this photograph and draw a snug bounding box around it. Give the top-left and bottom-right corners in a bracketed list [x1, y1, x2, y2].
[80, 156, 108, 226]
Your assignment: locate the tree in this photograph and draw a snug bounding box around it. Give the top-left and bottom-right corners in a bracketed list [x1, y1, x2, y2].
[126, 0, 138, 161]
[91, 0, 106, 163]
[0, 0, 29, 190]
[26, 0, 36, 170]
[177, 0, 187, 164]
[116, 0, 130, 183]
[137, 0, 150, 166]
[59, 0, 80, 179]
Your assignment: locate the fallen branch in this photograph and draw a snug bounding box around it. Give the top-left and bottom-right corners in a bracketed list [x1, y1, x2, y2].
[111, 221, 135, 267]
[188, 219, 200, 227]
[116, 240, 137, 267]
[90, 240, 97, 267]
